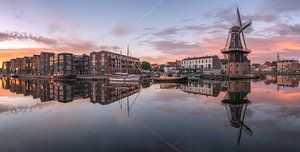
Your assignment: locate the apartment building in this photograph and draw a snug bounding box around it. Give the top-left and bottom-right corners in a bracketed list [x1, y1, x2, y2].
[20, 57, 33, 75]
[52, 53, 74, 76]
[90, 51, 140, 76]
[74, 54, 89, 75]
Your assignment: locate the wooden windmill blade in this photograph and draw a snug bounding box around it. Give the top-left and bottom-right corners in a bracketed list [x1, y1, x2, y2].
[236, 7, 248, 50]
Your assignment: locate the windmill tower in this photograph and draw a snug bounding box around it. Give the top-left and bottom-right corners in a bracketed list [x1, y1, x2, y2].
[221, 7, 252, 78]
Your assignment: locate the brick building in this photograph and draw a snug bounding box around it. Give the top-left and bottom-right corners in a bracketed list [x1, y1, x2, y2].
[20, 57, 33, 75]
[90, 51, 140, 76]
[52, 53, 74, 76]
[74, 54, 89, 75]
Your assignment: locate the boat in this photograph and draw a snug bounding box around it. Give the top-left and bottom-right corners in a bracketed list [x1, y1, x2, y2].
[188, 74, 201, 81]
[108, 44, 142, 83]
[51, 73, 77, 81]
[156, 73, 187, 82]
[109, 73, 140, 82]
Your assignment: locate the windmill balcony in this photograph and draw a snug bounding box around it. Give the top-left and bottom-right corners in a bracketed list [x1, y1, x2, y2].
[221, 48, 251, 54]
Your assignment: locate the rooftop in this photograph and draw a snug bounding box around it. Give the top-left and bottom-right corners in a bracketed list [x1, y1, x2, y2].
[182, 55, 218, 61]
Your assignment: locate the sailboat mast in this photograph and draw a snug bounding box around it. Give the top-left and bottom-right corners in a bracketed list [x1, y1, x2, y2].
[127, 44, 129, 73]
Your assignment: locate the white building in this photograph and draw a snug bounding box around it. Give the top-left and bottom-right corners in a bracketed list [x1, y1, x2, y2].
[181, 55, 221, 70]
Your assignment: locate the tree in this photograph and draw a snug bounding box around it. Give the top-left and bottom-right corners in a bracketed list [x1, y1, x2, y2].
[141, 61, 151, 71]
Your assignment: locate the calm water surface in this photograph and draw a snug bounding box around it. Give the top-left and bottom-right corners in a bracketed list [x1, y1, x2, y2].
[0, 75, 299, 152]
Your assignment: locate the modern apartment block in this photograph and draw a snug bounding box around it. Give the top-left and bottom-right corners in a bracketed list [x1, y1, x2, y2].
[32, 55, 40, 75]
[90, 51, 140, 76]
[39, 52, 55, 75]
[181, 55, 221, 70]
[74, 54, 89, 75]
[31, 52, 55, 75]
[20, 57, 33, 75]
[52, 53, 74, 76]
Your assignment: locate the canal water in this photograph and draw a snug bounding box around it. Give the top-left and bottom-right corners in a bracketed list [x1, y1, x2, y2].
[0, 75, 299, 152]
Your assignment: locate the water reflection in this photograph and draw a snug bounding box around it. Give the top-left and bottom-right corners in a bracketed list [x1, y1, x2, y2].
[1, 78, 141, 105]
[222, 80, 252, 148]
[0, 76, 300, 151]
[263, 75, 300, 89]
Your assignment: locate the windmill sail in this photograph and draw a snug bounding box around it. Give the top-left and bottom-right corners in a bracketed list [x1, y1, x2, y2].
[237, 7, 248, 49]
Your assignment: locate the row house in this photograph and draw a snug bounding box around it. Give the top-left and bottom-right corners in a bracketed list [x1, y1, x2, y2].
[277, 59, 300, 73]
[90, 51, 140, 76]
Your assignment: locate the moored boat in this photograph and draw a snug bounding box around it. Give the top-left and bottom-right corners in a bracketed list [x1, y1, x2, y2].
[156, 73, 187, 82]
[109, 73, 140, 82]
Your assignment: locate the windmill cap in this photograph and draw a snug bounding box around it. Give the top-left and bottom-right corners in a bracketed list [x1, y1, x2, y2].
[230, 26, 241, 32]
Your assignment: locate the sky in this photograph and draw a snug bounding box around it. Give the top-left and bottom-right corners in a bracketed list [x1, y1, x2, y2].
[0, 0, 300, 66]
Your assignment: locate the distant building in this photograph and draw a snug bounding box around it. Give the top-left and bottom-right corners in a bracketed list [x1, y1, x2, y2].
[2, 61, 10, 76]
[9, 59, 17, 74]
[32, 52, 54, 75]
[32, 55, 40, 75]
[181, 55, 221, 70]
[220, 59, 228, 74]
[150, 63, 159, 71]
[261, 61, 276, 73]
[20, 57, 33, 75]
[90, 51, 140, 76]
[277, 59, 299, 73]
[9, 58, 22, 74]
[251, 63, 260, 73]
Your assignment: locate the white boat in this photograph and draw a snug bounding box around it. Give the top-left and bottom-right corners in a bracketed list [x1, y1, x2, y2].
[109, 73, 140, 82]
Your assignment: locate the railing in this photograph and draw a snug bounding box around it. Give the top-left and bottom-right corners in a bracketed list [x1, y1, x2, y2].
[221, 48, 251, 54]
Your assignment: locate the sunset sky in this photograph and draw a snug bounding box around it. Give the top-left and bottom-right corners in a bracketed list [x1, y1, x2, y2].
[0, 0, 300, 66]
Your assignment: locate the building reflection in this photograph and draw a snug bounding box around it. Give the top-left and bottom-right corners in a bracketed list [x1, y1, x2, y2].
[263, 75, 299, 89]
[180, 80, 222, 97]
[1, 78, 141, 105]
[90, 81, 141, 105]
[221, 80, 253, 148]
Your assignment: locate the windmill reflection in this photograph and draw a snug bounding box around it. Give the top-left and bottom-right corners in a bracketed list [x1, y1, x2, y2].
[222, 80, 253, 148]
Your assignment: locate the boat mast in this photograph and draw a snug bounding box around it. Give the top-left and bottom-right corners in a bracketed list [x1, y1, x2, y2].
[127, 44, 129, 74]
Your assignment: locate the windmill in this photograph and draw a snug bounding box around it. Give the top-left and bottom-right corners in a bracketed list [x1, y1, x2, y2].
[221, 7, 252, 78]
